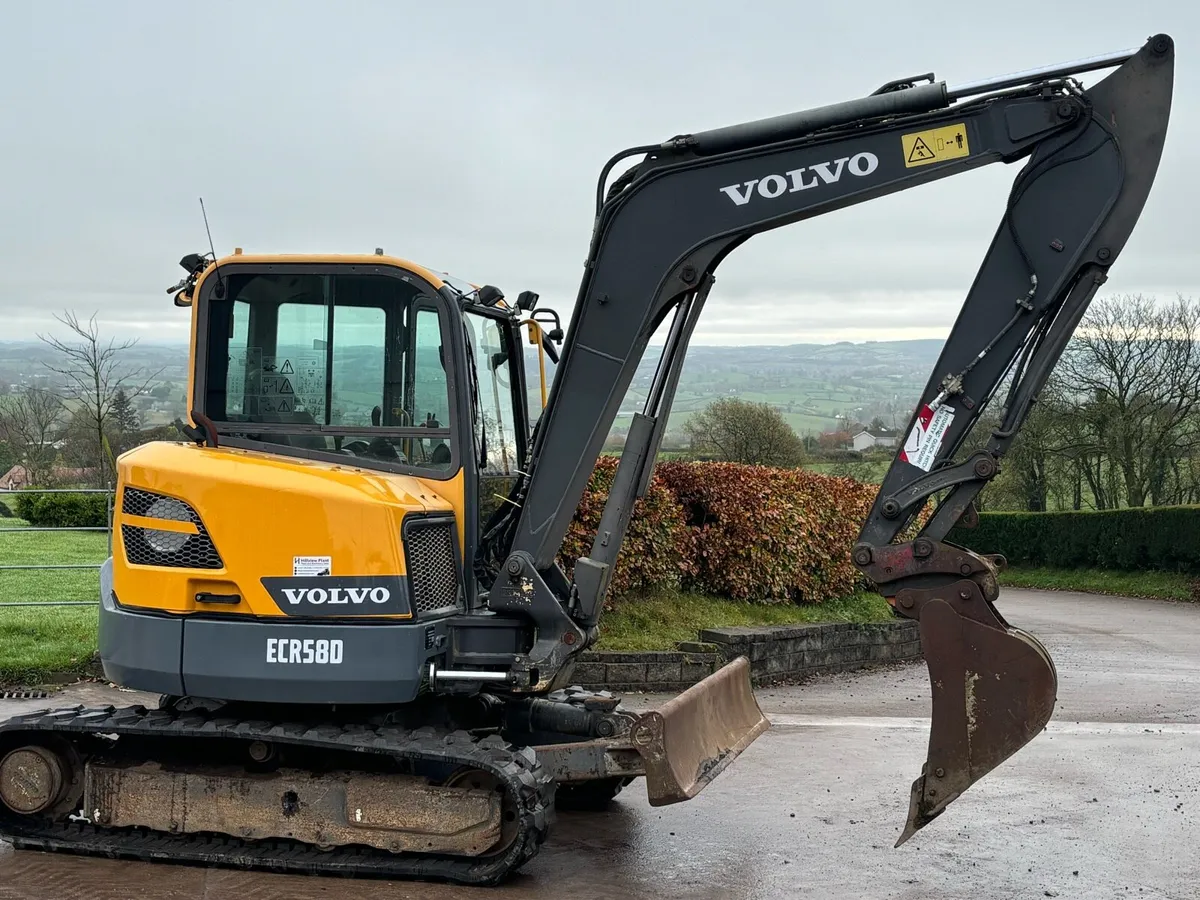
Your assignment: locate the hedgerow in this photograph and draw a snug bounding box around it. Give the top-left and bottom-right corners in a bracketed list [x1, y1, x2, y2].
[948, 506, 1200, 573]
[658, 462, 878, 603]
[562, 458, 886, 604]
[559, 455, 695, 598]
[14, 492, 110, 528]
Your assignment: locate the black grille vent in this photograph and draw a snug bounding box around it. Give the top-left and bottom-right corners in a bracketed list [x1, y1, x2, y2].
[403, 518, 462, 616]
[121, 487, 223, 570]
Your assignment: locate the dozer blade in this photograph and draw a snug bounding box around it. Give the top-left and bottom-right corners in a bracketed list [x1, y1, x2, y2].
[896, 594, 1057, 846]
[631, 655, 770, 805]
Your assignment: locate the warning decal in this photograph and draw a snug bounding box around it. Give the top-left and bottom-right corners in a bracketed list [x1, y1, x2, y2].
[901, 123, 970, 168]
[907, 137, 935, 164]
[900, 403, 955, 472]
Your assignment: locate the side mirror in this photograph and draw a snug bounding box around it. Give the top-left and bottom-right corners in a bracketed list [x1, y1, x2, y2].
[517, 290, 539, 311]
[478, 285, 505, 307]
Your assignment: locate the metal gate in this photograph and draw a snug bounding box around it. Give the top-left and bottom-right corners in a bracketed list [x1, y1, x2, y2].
[0, 487, 113, 608]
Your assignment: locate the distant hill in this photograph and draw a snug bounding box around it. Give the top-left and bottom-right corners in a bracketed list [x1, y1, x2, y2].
[527, 338, 945, 441]
[2, 338, 944, 440]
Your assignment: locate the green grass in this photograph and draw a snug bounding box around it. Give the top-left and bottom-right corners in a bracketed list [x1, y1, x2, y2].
[2, 514, 1196, 684]
[0, 517, 108, 604]
[0, 607, 99, 684]
[0, 516, 107, 684]
[594, 590, 894, 651]
[1000, 565, 1195, 601]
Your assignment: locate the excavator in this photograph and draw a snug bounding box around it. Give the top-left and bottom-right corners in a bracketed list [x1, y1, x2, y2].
[0, 34, 1174, 885]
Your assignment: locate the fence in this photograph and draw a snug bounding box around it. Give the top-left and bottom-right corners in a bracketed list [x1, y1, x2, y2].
[0, 487, 113, 608]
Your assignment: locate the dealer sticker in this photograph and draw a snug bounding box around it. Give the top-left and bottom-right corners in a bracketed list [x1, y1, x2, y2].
[900, 403, 955, 472]
[293, 555, 332, 577]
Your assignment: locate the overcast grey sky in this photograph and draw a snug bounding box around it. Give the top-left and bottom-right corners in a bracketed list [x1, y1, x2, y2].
[1, 1, 1196, 346]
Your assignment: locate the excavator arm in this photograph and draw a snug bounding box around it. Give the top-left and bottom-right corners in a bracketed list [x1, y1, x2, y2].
[482, 35, 1174, 837]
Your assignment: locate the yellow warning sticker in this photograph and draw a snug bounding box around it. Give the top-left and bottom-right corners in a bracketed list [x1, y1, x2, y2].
[901, 123, 970, 168]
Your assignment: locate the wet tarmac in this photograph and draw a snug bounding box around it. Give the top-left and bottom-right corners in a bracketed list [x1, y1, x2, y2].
[2, 588, 1199, 899]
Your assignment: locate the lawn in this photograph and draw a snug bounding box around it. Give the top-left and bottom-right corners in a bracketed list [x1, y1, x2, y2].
[0, 606, 100, 684]
[1, 514, 1197, 685]
[999, 565, 1195, 602]
[0, 517, 109, 604]
[595, 591, 894, 651]
[0, 516, 109, 684]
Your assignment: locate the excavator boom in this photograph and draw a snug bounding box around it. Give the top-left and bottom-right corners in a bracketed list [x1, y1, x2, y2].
[482, 33, 1173, 839]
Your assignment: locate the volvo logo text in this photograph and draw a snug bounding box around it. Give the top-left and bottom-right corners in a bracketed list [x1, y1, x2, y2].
[281, 586, 391, 605]
[260, 575, 411, 618]
[719, 152, 879, 206]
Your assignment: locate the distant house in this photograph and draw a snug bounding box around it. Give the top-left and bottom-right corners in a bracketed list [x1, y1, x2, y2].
[852, 428, 898, 452]
[0, 466, 26, 490]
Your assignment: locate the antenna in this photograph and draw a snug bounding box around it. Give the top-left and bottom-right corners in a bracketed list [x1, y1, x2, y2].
[199, 197, 226, 297]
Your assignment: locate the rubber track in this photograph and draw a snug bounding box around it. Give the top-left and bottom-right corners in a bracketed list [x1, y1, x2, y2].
[0, 704, 555, 885]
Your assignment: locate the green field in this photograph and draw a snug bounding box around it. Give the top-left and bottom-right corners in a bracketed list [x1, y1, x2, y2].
[0, 517, 108, 602]
[0, 517, 896, 683]
[3, 513, 1191, 685]
[805, 460, 890, 483]
[621, 382, 889, 443]
[596, 591, 893, 651]
[0, 518, 108, 683]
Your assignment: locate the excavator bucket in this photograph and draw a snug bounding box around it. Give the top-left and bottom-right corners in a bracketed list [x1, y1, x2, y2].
[896, 594, 1058, 846]
[631, 656, 770, 805]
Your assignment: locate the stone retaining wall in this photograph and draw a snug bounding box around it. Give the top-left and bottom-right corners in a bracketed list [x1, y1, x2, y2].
[571, 620, 922, 692]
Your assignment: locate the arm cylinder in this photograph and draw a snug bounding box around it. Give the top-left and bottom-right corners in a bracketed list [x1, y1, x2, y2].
[946, 47, 1138, 101]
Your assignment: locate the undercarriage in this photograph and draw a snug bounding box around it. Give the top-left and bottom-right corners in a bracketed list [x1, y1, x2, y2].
[0, 659, 767, 885]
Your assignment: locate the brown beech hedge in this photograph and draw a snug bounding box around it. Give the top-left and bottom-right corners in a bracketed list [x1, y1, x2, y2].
[560, 458, 886, 604]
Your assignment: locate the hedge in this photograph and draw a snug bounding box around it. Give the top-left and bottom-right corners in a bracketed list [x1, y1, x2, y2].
[657, 462, 876, 603]
[13, 492, 111, 528]
[560, 460, 884, 605]
[947, 506, 1200, 574]
[560, 456, 696, 598]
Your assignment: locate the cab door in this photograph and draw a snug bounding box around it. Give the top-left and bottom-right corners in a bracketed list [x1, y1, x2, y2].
[461, 309, 529, 541]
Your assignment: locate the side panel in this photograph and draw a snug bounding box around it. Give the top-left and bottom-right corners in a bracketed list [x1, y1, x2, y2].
[180, 617, 447, 704]
[112, 442, 454, 617]
[97, 559, 184, 695]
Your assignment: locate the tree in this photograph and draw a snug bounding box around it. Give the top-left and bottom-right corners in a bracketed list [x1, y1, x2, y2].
[1056, 294, 1200, 507]
[0, 388, 64, 486]
[111, 389, 140, 451]
[38, 311, 163, 488]
[684, 398, 806, 467]
[818, 430, 852, 451]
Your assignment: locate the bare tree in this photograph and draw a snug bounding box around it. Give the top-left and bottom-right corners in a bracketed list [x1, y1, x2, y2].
[0, 388, 65, 486]
[38, 311, 163, 488]
[1056, 294, 1200, 507]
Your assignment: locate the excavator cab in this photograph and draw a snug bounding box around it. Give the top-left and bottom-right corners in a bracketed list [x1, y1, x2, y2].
[98, 254, 559, 703]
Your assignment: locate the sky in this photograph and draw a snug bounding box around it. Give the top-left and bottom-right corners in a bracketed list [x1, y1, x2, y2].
[1, 1, 1196, 347]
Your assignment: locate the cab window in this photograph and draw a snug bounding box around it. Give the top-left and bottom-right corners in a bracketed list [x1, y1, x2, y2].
[201, 271, 454, 473]
[464, 311, 521, 476]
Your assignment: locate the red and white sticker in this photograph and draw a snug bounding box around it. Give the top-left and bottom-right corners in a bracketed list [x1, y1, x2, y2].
[900, 403, 955, 472]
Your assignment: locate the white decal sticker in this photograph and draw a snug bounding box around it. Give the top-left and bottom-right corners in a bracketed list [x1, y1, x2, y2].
[266, 638, 343, 665]
[293, 555, 332, 577]
[900, 403, 955, 472]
